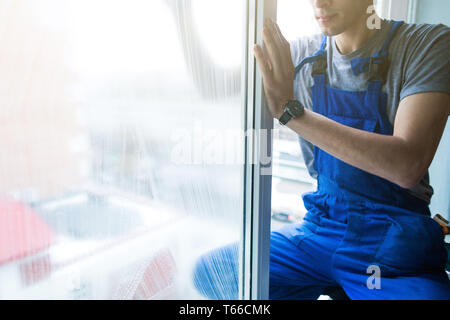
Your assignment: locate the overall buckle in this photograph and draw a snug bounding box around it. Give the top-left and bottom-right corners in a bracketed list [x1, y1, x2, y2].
[368, 57, 388, 82]
[312, 55, 327, 76]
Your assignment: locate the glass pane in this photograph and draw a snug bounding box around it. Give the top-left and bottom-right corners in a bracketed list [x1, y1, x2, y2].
[271, 0, 319, 231]
[0, 0, 244, 299]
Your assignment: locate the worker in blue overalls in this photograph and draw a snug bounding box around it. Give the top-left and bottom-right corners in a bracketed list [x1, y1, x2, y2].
[192, 0, 450, 299]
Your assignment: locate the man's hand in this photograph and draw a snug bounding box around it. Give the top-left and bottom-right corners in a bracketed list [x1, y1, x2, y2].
[254, 18, 295, 119]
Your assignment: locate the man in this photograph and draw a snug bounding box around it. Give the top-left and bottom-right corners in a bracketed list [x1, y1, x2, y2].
[192, 0, 450, 300]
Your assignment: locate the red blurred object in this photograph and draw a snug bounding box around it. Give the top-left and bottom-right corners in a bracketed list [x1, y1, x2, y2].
[133, 248, 177, 300]
[110, 248, 177, 300]
[0, 197, 55, 265]
[19, 254, 53, 286]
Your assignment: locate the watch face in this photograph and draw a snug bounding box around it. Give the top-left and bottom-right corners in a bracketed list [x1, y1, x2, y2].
[286, 100, 304, 117]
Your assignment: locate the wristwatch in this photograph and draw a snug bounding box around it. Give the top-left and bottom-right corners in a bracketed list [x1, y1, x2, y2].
[278, 100, 305, 125]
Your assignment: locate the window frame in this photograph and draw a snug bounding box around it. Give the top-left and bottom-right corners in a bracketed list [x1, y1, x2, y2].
[241, 0, 277, 300]
[380, 0, 416, 22]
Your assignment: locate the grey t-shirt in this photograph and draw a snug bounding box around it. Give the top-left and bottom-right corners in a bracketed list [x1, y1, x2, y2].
[290, 19, 450, 204]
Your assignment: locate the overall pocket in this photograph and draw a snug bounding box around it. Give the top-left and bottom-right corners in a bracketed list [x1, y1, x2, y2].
[337, 213, 391, 261]
[332, 212, 392, 275]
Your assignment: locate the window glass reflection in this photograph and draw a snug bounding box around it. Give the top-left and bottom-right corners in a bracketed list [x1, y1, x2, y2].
[0, 0, 244, 299]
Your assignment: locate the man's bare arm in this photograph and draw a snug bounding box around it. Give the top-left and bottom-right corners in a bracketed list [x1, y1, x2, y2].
[285, 92, 449, 188]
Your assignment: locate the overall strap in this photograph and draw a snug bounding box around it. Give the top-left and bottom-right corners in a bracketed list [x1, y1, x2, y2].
[294, 35, 327, 76]
[368, 21, 404, 82]
[374, 20, 404, 59]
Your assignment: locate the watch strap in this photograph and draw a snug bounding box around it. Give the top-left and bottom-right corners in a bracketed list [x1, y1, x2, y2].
[279, 110, 293, 126]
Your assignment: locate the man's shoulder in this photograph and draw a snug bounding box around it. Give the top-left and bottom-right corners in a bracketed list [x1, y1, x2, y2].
[392, 20, 450, 48]
[398, 20, 449, 35]
[389, 21, 450, 101]
[385, 20, 449, 74]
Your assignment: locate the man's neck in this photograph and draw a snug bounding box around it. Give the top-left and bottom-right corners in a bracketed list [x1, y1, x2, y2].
[334, 15, 382, 55]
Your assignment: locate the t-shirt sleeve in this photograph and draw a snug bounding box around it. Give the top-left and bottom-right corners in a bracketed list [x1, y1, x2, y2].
[400, 24, 450, 100]
[289, 34, 322, 67]
[289, 37, 307, 67]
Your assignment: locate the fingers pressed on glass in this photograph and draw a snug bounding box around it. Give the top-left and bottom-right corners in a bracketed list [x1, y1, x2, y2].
[254, 44, 272, 76]
[262, 27, 283, 72]
[270, 20, 293, 73]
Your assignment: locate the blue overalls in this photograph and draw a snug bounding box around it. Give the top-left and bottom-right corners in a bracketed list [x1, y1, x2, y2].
[192, 21, 450, 300]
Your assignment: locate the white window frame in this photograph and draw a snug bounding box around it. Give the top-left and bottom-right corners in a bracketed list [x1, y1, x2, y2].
[379, 0, 417, 22]
[241, 0, 277, 300]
